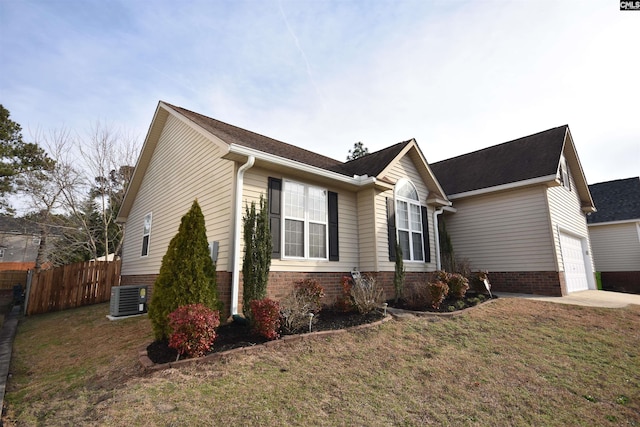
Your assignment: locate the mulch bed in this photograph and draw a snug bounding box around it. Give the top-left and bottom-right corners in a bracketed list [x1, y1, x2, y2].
[147, 309, 385, 365]
[387, 291, 497, 313]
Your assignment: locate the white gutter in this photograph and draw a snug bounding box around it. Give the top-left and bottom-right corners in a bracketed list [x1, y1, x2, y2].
[228, 144, 378, 187]
[433, 208, 445, 270]
[231, 155, 255, 315]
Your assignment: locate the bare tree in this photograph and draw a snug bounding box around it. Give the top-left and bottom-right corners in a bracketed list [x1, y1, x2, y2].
[21, 123, 139, 267]
[77, 122, 138, 260]
[20, 128, 76, 271]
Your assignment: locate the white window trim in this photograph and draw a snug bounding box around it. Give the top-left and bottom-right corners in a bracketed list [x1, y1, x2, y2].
[282, 179, 329, 261]
[141, 212, 152, 257]
[395, 179, 424, 262]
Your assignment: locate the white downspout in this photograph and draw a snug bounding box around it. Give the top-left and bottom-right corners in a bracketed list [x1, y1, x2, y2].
[433, 208, 445, 271]
[231, 156, 255, 316]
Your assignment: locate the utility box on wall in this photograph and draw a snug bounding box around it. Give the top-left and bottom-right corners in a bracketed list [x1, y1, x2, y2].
[109, 285, 148, 317]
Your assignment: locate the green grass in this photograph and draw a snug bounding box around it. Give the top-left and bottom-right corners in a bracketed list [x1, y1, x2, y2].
[4, 299, 640, 426]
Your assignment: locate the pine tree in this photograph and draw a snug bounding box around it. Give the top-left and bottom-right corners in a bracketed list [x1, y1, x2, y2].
[148, 200, 220, 340]
[242, 195, 272, 319]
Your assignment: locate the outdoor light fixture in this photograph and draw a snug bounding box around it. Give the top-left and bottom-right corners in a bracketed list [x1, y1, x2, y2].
[308, 312, 314, 332]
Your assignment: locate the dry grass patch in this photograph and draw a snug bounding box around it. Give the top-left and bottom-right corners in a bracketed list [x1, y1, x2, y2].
[3, 299, 640, 426]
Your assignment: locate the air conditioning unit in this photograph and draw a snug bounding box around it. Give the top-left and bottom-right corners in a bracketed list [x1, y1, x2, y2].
[110, 285, 148, 317]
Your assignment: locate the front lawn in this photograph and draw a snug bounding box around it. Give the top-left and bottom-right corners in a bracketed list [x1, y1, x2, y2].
[4, 299, 639, 426]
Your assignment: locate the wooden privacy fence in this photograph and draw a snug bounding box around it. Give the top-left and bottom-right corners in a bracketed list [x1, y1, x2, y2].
[25, 260, 121, 315]
[0, 270, 29, 291]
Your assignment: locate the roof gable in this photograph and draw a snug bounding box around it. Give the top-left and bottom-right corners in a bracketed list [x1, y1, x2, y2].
[430, 125, 568, 195]
[587, 177, 640, 223]
[118, 102, 451, 221]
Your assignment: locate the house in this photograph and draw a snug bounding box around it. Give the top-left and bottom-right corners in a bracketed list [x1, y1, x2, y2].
[0, 217, 42, 270]
[587, 177, 640, 294]
[117, 102, 451, 316]
[430, 125, 597, 296]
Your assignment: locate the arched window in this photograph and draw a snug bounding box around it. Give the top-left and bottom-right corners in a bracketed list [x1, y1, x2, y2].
[395, 179, 424, 261]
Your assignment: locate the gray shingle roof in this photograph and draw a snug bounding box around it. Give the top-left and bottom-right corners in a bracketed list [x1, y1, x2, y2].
[587, 177, 640, 223]
[430, 125, 568, 195]
[165, 102, 413, 179]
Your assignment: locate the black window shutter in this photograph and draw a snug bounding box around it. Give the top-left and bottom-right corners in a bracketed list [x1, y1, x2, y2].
[268, 177, 282, 259]
[328, 191, 339, 261]
[421, 206, 431, 263]
[386, 197, 397, 261]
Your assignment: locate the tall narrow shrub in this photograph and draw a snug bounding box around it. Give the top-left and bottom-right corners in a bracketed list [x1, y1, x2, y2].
[393, 241, 405, 303]
[439, 218, 456, 273]
[148, 200, 220, 340]
[242, 194, 272, 319]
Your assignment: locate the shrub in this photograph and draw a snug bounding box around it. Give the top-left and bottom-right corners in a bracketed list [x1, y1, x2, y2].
[168, 304, 220, 359]
[280, 279, 325, 333]
[351, 274, 385, 314]
[448, 273, 470, 300]
[149, 200, 220, 340]
[335, 276, 355, 313]
[250, 298, 280, 340]
[242, 195, 272, 321]
[428, 280, 449, 309]
[393, 242, 405, 303]
[402, 281, 430, 310]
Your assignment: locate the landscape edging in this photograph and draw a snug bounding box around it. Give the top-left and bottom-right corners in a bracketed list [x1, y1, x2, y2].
[140, 314, 393, 371]
[386, 297, 499, 319]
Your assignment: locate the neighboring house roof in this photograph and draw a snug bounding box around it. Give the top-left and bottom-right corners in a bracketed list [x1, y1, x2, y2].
[587, 177, 640, 224]
[118, 101, 451, 221]
[0, 217, 41, 235]
[430, 125, 595, 211]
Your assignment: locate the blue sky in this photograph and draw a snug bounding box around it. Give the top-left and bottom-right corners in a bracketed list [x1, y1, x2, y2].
[1, 0, 638, 186]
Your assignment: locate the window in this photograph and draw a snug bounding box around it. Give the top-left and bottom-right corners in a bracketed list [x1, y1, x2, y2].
[395, 180, 424, 261]
[0, 248, 4, 259]
[141, 213, 152, 257]
[283, 180, 327, 259]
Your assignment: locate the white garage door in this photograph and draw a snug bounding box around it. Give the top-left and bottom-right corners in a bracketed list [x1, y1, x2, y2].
[559, 233, 589, 293]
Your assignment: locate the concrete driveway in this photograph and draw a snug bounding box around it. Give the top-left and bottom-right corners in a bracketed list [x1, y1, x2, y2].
[494, 290, 640, 308]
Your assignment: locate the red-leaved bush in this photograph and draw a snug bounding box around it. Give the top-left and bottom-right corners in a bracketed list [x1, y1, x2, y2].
[168, 303, 220, 358]
[250, 298, 280, 340]
[428, 280, 449, 309]
[335, 276, 355, 312]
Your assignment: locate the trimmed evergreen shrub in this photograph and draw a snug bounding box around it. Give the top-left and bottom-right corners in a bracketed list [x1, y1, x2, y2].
[242, 195, 272, 320]
[148, 200, 220, 340]
[393, 242, 405, 303]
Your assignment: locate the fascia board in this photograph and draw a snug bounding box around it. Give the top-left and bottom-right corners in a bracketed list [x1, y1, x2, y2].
[587, 219, 640, 227]
[227, 144, 377, 188]
[446, 174, 558, 200]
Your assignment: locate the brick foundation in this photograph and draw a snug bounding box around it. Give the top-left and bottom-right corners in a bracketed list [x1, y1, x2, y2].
[120, 270, 437, 318]
[121, 269, 570, 315]
[486, 271, 565, 296]
[600, 271, 640, 295]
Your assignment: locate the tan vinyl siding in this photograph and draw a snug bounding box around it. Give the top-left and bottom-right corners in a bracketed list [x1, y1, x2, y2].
[376, 155, 436, 272]
[245, 168, 359, 273]
[546, 169, 594, 272]
[589, 222, 640, 271]
[121, 114, 235, 275]
[357, 188, 377, 271]
[444, 186, 556, 271]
